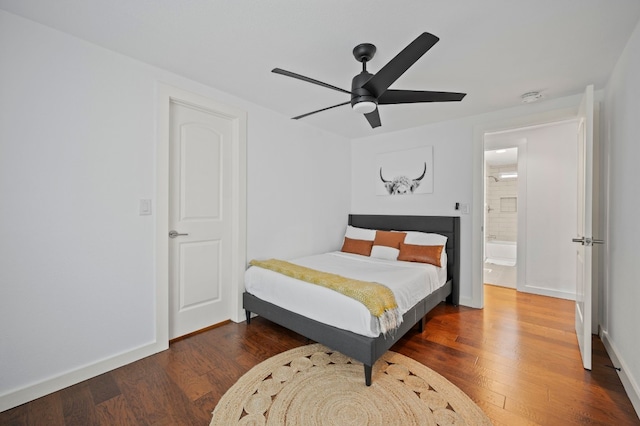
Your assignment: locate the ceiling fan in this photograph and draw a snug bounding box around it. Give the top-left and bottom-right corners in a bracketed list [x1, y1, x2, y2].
[272, 32, 466, 129]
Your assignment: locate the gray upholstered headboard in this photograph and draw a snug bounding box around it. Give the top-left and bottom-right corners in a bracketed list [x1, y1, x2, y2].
[348, 214, 460, 305]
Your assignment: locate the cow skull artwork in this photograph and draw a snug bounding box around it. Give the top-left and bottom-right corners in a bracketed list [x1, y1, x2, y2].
[380, 162, 427, 195]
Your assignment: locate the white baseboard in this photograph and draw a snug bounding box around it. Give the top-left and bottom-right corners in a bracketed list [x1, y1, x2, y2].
[520, 284, 575, 301]
[600, 329, 640, 419]
[0, 340, 168, 412]
[459, 296, 479, 308]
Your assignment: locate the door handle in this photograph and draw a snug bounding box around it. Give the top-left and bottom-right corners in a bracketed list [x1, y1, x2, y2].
[572, 237, 605, 246]
[169, 230, 189, 238]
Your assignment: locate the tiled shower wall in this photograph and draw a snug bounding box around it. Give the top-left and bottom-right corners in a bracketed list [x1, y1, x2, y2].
[486, 164, 518, 242]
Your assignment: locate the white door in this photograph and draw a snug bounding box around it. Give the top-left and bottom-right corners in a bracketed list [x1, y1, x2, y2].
[574, 85, 599, 370]
[169, 100, 233, 339]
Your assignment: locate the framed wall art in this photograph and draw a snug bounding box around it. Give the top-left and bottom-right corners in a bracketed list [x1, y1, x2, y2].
[376, 146, 433, 195]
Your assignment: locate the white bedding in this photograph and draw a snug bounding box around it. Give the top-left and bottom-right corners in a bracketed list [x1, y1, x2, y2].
[244, 251, 447, 337]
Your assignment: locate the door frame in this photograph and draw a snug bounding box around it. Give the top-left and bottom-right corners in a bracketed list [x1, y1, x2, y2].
[471, 105, 579, 308]
[156, 83, 247, 345]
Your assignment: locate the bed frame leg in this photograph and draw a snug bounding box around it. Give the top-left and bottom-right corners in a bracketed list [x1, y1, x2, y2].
[245, 310, 251, 324]
[364, 365, 372, 386]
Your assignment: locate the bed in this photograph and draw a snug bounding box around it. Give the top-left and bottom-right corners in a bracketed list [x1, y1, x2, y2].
[243, 214, 460, 385]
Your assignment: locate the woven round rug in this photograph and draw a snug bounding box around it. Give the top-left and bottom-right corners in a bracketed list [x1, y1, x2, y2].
[210, 343, 492, 425]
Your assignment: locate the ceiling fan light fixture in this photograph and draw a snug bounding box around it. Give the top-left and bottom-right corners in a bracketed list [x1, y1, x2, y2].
[352, 100, 377, 114]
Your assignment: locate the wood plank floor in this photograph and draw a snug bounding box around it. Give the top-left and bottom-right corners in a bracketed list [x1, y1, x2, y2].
[2, 285, 638, 425]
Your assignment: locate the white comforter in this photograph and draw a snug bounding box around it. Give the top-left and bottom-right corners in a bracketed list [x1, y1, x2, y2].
[244, 251, 447, 337]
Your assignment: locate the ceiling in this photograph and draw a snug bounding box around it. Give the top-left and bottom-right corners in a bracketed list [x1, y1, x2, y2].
[2, 1, 639, 139]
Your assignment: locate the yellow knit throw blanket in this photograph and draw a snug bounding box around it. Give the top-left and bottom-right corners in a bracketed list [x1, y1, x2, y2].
[249, 259, 402, 335]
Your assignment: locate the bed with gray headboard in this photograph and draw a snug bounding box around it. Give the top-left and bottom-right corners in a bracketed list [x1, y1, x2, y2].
[243, 214, 460, 385]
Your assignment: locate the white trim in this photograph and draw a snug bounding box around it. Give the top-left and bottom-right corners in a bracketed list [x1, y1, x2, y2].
[519, 285, 576, 301]
[601, 330, 640, 419]
[458, 296, 475, 308]
[155, 83, 248, 334]
[0, 341, 165, 412]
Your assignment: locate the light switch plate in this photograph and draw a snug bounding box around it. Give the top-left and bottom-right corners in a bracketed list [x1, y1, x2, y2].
[139, 199, 152, 215]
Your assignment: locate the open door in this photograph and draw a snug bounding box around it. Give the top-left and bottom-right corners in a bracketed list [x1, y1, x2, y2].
[573, 85, 601, 370]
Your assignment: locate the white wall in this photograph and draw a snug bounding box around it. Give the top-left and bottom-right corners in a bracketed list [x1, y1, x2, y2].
[3, 5, 638, 415]
[0, 10, 350, 410]
[485, 121, 578, 299]
[485, 163, 519, 242]
[247, 118, 351, 260]
[601, 16, 640, 416]
[351, 23, 640, 413]
[351, 95, 583, 306]
[351, 120, 473, 304]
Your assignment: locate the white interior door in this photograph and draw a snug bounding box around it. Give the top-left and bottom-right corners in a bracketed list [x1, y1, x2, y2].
[169, 100, 233, 339]
[574, 84, 597, 370]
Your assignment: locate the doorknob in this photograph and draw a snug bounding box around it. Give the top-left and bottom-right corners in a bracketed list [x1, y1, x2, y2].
[169, 230, 189, 238]
[572, 237, 605, 246]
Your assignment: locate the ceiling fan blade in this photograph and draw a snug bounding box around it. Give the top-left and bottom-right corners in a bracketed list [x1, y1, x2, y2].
[378, 89, 466, 104]
[364, 108, 381, 128]
[272, 68, 352, 95]
[292, 101, 350, 120]
[361, 32, 439, 97]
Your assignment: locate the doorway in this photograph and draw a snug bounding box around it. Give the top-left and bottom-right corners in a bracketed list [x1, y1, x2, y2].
[481, 120, 578, 299]
[155, 84, 247, 345]
[167, 100, 235, 339]
[483, 147, 519, 289]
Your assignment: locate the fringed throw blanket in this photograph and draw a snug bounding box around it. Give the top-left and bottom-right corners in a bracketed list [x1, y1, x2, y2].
[249, 259, 403, 335]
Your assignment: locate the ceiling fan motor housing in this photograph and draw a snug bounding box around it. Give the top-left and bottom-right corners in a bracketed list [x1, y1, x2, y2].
[352, 43, 376, 63]
[351, 71, 377, 108]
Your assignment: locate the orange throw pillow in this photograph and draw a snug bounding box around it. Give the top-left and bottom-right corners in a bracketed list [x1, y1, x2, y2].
[398, 243, 443, 267]
[341, 237, 374, 256]
[373, 230, 406, 249]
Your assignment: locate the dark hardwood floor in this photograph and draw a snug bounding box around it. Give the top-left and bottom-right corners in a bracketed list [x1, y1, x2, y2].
[2, 285, 638, 425]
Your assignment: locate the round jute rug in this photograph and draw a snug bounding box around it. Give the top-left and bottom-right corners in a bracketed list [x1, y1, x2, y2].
[210, 343, 492, 425]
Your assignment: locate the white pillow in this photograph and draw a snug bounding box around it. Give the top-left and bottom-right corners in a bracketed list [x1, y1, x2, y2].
[345, 225, 376, 241]
[370, 245, 399, 260]
[403, 231, 448, 246]
[403, 232, 448, 267]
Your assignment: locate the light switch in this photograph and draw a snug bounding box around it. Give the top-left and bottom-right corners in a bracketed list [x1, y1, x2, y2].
[139, 199, 152, 215]
[460, 203, 470, 214]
